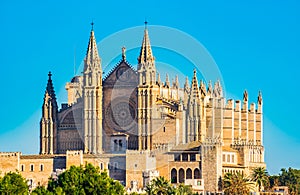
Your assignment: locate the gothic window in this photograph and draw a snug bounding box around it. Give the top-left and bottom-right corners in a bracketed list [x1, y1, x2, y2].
[227, 154, 230, 163]
[223, 154, 225, 162]
[179, 168, 185, 183]
[186, 168, 192, 179]
[231, 155, 234, 163]
[171, 168, 177, 183]
[194, 168, 201, 179]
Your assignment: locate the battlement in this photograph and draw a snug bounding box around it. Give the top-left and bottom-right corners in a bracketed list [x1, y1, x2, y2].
[0, 152, 21, 157]
[66, 150, 83, 156]
[225, 91, 263, 114]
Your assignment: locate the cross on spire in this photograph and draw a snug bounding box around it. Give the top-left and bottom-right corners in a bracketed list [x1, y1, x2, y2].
[91, 21, 94, 31]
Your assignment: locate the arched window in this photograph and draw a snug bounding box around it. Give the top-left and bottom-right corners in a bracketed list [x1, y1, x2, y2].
[194, 168, 201, 179]
[186, 168, 192, 179]
[179, 168, 185, 183]
[171, 168, 177, 183]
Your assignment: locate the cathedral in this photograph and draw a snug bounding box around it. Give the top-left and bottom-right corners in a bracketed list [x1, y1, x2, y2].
[0, 25, 266, 193]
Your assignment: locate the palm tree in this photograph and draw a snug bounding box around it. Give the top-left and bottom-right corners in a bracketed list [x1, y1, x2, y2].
[251, 167, 269, 191]
[146, 176, 175, 195]
[175, 183, 193, 195]
[223, 172, 255, 195]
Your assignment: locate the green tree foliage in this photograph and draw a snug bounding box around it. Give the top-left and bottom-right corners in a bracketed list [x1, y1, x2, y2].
[0, 171, 29, 194]
[251, 167, 269, 191]
[31, 185, 52, 195]
[175, 183, 193, 195]
[47, 163, 124, 194]
[223, 172, 255, 195]
[278, 168, 300, 195]
[146, 176, 175, 195]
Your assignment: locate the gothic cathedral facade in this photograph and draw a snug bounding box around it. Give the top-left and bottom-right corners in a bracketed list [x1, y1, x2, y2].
[1, 26, 265, 193]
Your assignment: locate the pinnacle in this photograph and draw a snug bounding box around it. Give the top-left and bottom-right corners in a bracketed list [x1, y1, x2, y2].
[138, 28, 155, 64]
[45, 71, 57, 102]
[84, 29, 101, 71]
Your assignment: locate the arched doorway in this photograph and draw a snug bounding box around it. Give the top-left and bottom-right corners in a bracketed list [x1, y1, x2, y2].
[186, 168, 192, 179]
[179, 168, 185, 183]
[171, 168, 177, 183]
[194, 168, 201, 179]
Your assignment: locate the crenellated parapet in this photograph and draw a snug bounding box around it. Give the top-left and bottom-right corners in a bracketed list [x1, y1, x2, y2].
[223, 91, 263, 147]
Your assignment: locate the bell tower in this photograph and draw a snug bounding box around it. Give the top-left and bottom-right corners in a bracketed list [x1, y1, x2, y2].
[40, 72, 58, 154]
[137, 22, 157, 150]
[82, 24, 103, 154]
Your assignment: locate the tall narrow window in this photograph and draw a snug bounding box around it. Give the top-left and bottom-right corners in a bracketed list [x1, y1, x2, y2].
[190, 154, 196, 161]
[227, 154, 230, 163]
[182, 154, 188, 161]
[30, 164, 34, 172]
[114, 140, 117, 151]
[118, 140, 122, 151]
[40, 164, 44, 171]
[21, 164, 25, 172]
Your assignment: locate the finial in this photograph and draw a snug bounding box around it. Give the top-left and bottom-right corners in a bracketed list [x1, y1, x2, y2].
[48, 71, 52, 78]
[258, 91, 263, 104]
[144, 19, 148, 29]
[243, 90, 248, 102]
[193, 68, 197, 75]
[91, 20, 94, 31]
[157, 72, 161, 84]
[122, 46, 126, 60]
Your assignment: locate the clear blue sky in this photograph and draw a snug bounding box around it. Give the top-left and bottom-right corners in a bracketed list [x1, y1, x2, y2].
[0, 1, 299, 174]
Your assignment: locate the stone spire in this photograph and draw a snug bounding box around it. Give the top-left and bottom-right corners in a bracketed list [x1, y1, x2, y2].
[173, 75, 179, 88]
[45, 72, 57, 103]
[157, 72, 161, 85]
[82, 24, 103, 154]
[165, 73, 170, 87]
[213, 80, 223, 98]
[137, 23, 156, 85]
[138, 26, 155, 64]
[190, 69, 199, 98]
[84, 28, 101, 72]
[200, 80, 207, 97]
[207, 80, 213, 96]
[40, 71, 58, 155]
[184, 77, 190, 92]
